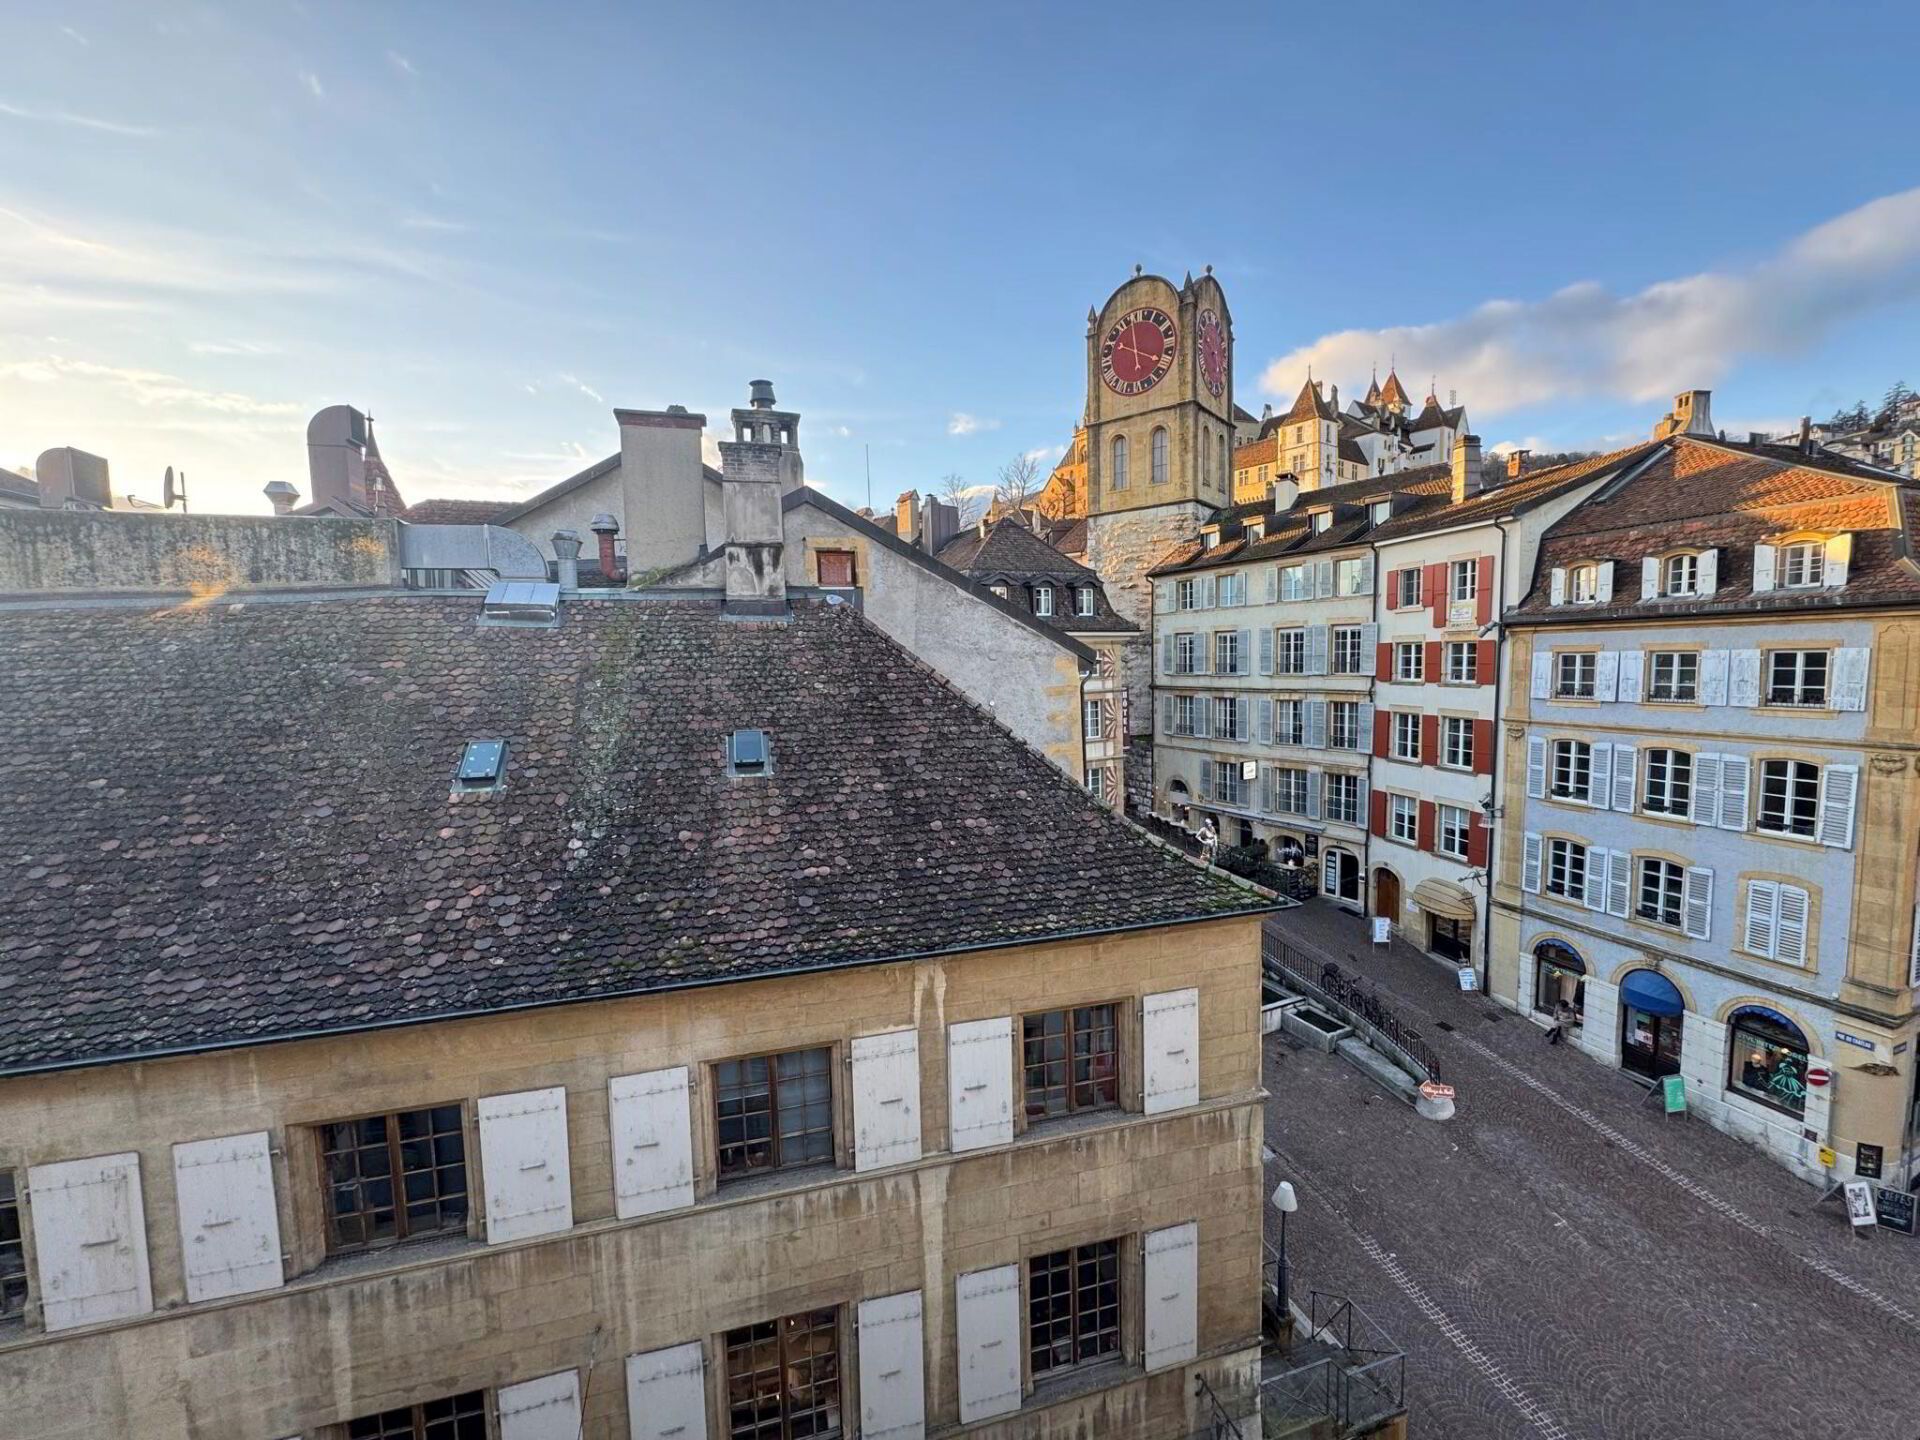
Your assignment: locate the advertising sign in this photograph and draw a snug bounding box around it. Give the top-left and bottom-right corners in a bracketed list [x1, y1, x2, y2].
[1873, 1186, 1916, 1236]
[1371, 918, 1391, 946]
[1660, 1075, 1687, 1114]
[1456, 966, 1477, 992]
[1843, 1179, 1877, 1228]
[1856, 1143, 1884, 1180]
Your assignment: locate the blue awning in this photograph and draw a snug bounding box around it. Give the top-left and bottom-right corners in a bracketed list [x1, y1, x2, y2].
[1620, 969, 1684, 1018]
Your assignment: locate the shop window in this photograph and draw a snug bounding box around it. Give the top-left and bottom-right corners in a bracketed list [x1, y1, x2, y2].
[1029, 1240, 1121, 1378]
[1532, 942, 1586, 1019]
[1022, 1005, 1119, 1120]
[726, 1308, 843, 1440]
[1726, 1008, 1810, 1118]
[715, 1048, 834, 1180]
[319, 1105, 469, 1255]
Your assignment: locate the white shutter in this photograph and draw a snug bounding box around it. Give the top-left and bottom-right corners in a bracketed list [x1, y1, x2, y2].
[1237, 628, 1253, 675]
[1832, 648, 1869, 712]
[1307, 625, 1329, 676]
[1353, 775, 1368, 824]
[1161, 694, 1176, 737]
[1728, 649, 1761, 708]
[1316, 559, 1334, 598]
[857, 1290, 926, 1440]
[1549, 567, 1566, 605]
[626, 1342, 708, 1440]
[1256, 698, 1274, 746]
[948, 1017, 1013, 1152]
[1617, 650, 1643, 704]
[1257, 628, 1274, 676]
[1717, 754, 1750, 832]
[1819, 764, 1858, 848]
[1744, 879, 1779, 958]
[1594, 651, 1619, 702]
[609, 1067, 694, 1219]
[1752, 544, 1777, 592]
[478, 1086, 573, 1243]
[955, 1264, 1022, 1423]
[1606, 849, 1631, 918]
[1700, 650, 1729, 706]
[1595, 561, 1614, 603]
[1359, 621, 1379, 653]
[1531, 651, 1552, 700]
[1161, 634, 1175, 676]
[29, 1153, 152, 1331]
[1640, 556, 1660, 600]
[1143, 988, 1200, 1114]
[1777, 886, 1809, 964]
[1683, 866, 1714, 940]
[1305, 699, 1327, 750]
[1156, 581, 1172, 611]
[1590, 744, 1614, 810]
[1306, 769, 1322, 822]
[1692, 753, 1723, 827]
[1200, 575, 1216, 609]
[1356, 555, 1375, 594]
[1610, 744, 1637, 812]
[498, 1369, 581, 1440]
[1356, 703, 1373, 746]
[852, 1028, 923, 1172]
[1144, 1221, 1199, 1372]
[1824, 533, 1852, 587]
[1583, 849, 1607, 912]
[1697, 548, 1718, 596]
[1525, 736, 1547, 799]
[173, 1131, 282, 1303]
[1265, 567, 1278, 604]
[1909, 904, 1920, 988]
[1521, 832, 1542, 894]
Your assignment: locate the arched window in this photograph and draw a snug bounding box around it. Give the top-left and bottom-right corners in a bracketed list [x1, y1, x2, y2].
[1218, 433, 1227, 487]
[1532, 940, 1585, 1018]
[1726, 1006, 1809, 1117]
[1111, 434, 1129, 491]
[1151, 426, 1169, 485]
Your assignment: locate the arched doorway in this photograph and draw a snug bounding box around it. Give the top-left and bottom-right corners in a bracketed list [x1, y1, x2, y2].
[1372, 869, 1400, 926]
[1620, 969, 1685, 1080]
[1532, 941, 1586, 1020]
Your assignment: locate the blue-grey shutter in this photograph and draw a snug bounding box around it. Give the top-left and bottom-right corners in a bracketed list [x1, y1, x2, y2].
[1306, 770, 1322, 821]
[1237, 628, 1253, 675]
[1160, 633, 1175, 676]
[1316, 560, 1334, 598]
[1256, 698, 1274, 746]
[1161, 694, 1176, 736]
[1305, 700, 1327, 750]
[1359, 621, 1379, 653]
[1307, 625, 1329, 676]
[1352, 775, 1368, 825]
[1258, 627, 1274, 676]
[1355, 703, 1373, 748]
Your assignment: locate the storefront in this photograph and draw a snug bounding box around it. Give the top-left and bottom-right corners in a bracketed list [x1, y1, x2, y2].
[1410, 878, 1476, 965]
[1619, 969, 1684, 1081]
[1531, 941, 1585, 1021]
[1724, 1006, 1809, 1120]
[1322, 847, 1361, 906]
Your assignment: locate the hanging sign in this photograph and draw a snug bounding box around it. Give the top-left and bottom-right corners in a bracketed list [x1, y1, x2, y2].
[1660, 1075, 1687, 1114]
[1873, 1186, 1916, 1236]
[1843, 1179, 1877, 1228]
[1855, 1143, 1884, 1180]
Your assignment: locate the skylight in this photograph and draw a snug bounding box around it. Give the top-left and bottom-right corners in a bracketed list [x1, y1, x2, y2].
[727, 728, 772, 777]
[453, 740, 507, 794]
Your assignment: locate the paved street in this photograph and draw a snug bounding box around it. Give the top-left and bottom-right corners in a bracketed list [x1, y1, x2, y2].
[1262, 901, 1920, 1440]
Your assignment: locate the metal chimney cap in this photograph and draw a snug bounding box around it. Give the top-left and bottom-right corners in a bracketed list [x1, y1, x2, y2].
[748, 379, 776, 409]
[588, 512, 619, 534]
[263, 480, 298, 498]
[551, 528, 583, 557]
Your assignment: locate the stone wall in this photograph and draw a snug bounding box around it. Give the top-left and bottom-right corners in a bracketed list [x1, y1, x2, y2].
[0, 511, 400, 595]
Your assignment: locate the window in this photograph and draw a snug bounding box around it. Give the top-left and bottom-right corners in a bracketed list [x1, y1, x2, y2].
[1394, 643, 1424, 682]
[1274, 700, 1305, 747]
[1211, 760, 1244, 806]
[1370, 500, 1391, 527]
[1173, 633, 1200, 675]
[726, 1308, 842, 1440]
[1391, 712, 1420, 761]
[1662, 553, 1698, 596]
[1035, 586, 1054, 617]
[1332, 626, 1365, 674]
[1076, 587, 1095, 617]
[1084, 766, 1110, 803]
[0, 1172, 25, 1318]
[1311, 512, 1332, 534]
[1437, 804, 1471, 859]
[1648, 651, 1698, 702]
[1279, 565, 1310, 602]
[1273, 767, 1309, 814]
[1441, 717, 1474, 771]
[1172, 695, 1202, 737]
[1212, 696, 1245, 742]
[1335, 558, 1369, 595]
[1389, 794, 1418, 843]
[1726, 1009, 1809, 1119]
[1444, 642, 1478, 685]
[816, 550, 856, 587]
[1743, 881, 1811, 965]
[346, 1391, 489, 1440]
[1551, 740, 1592, 801]
[1757, 759, 1820, 838]
[1029, 1240, 1121, 1378]
[1394, 568, 1420, 607]
[1546, 839, 1587, 899]
[1532, 941, 1586, 1019]
[1151, 426, 1169, 485]
[1766, 650, 1828, 707]
[319, 1105, 469, 1255]
[1329, 701, 1360, 750]
[1214, 630, 1242, 675]
[452, 740, 506, 794]
[1176, 579, 1200, 611]
[715, 1048, 834, 1179]
[1644, 749, 1693, 815]
[1218, 573, 1246, 607]
[1637, 858, 1684, 927]
[1110, 435, 1129, 491]
[1022, 1005, 1119, 1119]
[1569, 565, 1599, 603]
[728, 728, 772, 777]
[1245, 522, 1265, 542]
[1083, 698, 1104, 740]
[1554, 652, 1596, 699]
[1276, 629, 1306, 674]
[1450, 559, 1478, 601]
[1780, 541, 1824, 588]
[1326, 772, 1360, 824]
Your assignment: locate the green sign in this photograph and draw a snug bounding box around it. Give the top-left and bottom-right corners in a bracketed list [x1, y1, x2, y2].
[1661, 1075, 1687, 1113]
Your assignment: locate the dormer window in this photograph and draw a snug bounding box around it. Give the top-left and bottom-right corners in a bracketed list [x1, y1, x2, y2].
[1075, 587, 1095, 617]
[1201, 532, 1219, 551]
[452, 740, 507, 794]
[727, 728, 772, 777]
[1569, 564, 1599, 603]
[1245, 521, 1265, 542]
[1663, 553, 1698, 596]
[1311, 512, 1331, 534]
[1369, 500, 1390, 526]
[1780, 541, 1824, 589]
[1034, 585, 1054, 617]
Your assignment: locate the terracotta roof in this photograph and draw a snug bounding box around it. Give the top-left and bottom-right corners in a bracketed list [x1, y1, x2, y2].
[1367, 445, 1655, 544]
[1233, 436, 1279, 470]
[1378, 369, 1412, 409]
[935, 519, 1135, 634]
[403, 498, 516, 526]
[1279, 378, 1339, 426]
[0, 594, 1259, 1073]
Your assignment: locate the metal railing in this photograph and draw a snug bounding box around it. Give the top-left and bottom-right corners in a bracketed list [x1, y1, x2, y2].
[1192, 1372, 1247, 1440]
[1307, 1291, 1408, 1429]
[1264, 938, 1442, 1081]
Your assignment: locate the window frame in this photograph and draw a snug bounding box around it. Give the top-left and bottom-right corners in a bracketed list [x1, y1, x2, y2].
[1436, 803, 1471, 859]
[1273, 700, 1305, 747]
[1388, 794, 1418, 844]
[1756, 758, 1820, 839]
[1636, 857, 1685, 928]
[1394, 643, 1424, 683]
[1175, 579, 1198, 612]
[1450, 558, 1479, 602]
[1648, 651, 1698, 703]
[1075, 587, 1095, 618]
[1020, 1004, 1121, 1122]
[1568, 564, 1599, 603]
[1725, 1011, 1809, 1120]
[1028, 1239, 1122, 1380]
[1643, 748, 1693, 816]
[1110, 434, 1129, 491]
[317, 1103, 471, 1257]
[1550, 739, 1592, 801]
[724, 1306, 844, 1440]
[1034, 585, 1053, 618]
[713, 1045, 837, 1182]
[1325, 772, 1360, 825]
[1443, 641, 1478, 685]
[1554, 651, 1597, 699]
[1276, 629, 1307, 675]
[1213, 630, 1241, 675]
[1765, 650, 1829, 708]
[344, 1390, 490, 1440]
[0, 1171, 26, 1318]
[1329, 701, 1360, 751]
[1661, 552, 1698, 597]
[1546, 838, 1587, 899]
[1280, 566, 1309, 602]
[1779, 541, 1824, 589]
[1273, 767, 1309, 815]
[1394, 568, 1420, 608]
[1150, 426, 1170, 486]
[1331, 626, 1365, 675]
[1390, 712, 1421, 762]
[1441, 716, 1474, 772]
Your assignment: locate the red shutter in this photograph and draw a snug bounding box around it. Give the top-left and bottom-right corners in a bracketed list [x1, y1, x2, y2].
[1373, 709, 1391, 758]
[1472, 718, 1494, 776]
[1370, 788, 1389, 838]
[1419, 713, 1438, 766]
[1375, 642, 1392, 680]
[1476, 638, 1497, 686]
[1467, 811, 1489, 868]
[1423, 640, 1442, 680]
[1475, 555, 1494, 626]
[1427, 563, 1447, 629]
[1417, 800, 1436, 853]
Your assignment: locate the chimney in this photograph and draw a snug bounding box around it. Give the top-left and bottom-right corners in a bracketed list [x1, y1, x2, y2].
[36, 447, 111, 510]
[920, 495, 958, 554]
[894, 489, 921, 545]
[551, 529, 582, 589]
[1451, 434, 1484, 502]
[1798, 416, 1812, 454]
[717, 438, 788, 615]
[1506, 448, 1530, 480]
[728, 380, 804, 493]
[589, 513, 625, 585]
[1673, 390, 1714, 438]
[306, 405, 369, 512]
[263, 480, 300, 515]
[1330, 383, 1340, 412]
[1267, 477, 1299, 512]
[614, 404, 707, 572]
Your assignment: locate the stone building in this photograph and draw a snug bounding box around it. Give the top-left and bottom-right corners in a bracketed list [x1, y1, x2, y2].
[1492, 406, 1920, 1185]
[1231, 372, 1470, 504]
[0, 500, 1277, 1438]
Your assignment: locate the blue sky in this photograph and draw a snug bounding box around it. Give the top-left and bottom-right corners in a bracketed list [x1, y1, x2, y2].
[3, 1, 1918, 516]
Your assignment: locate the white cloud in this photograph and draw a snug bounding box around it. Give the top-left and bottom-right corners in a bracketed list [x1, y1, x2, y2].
[386, 51, 417, 76]
[400, 214, 469, 233]
[0, 100, 156, 138]
[558, 372, 604, 404]
[188, 339, 282, 357]
[1023, 443, 1067, 467]
[1487, 436, 1547, 457]
[832, 424, 852, 438]
[0, 355, 301, 417]
[1259, 186, 1920, 418]
[60, 27, 88, 45]
[300, 71, 325, 100]
[948, 411, 1000, 436]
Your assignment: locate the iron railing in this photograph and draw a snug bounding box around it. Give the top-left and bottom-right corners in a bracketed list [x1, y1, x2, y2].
[1264, 938, 1441, 1080]
[1192, 1372, 1247, 1440]
[1307, 1291, 1408, 1429]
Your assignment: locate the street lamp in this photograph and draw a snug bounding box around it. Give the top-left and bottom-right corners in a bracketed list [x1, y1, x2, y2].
[1270, 1181, 1298, 1312]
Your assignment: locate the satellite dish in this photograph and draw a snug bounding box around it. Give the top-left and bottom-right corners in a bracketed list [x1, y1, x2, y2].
[163, 467, 177, 508]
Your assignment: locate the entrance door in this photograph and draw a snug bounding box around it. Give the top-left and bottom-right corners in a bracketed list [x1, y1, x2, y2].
[1429, 915, 1470, 963]
[1372, 869, 1400, 926]
[1622, 1007, 1683, 1079]
[1323, 849, 1360, 905]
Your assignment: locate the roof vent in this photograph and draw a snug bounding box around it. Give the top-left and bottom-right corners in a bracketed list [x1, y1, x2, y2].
[453, 740, 507, 794]
[478, 580, 561, 628]
[727, 728, 772, 777]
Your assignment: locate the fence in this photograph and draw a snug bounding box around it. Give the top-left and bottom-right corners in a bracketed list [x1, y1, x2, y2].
[1263, 936, 1441, 1081]
[1191, 1372, 1247, 1440]
[1306, 1291, 1407, 1429]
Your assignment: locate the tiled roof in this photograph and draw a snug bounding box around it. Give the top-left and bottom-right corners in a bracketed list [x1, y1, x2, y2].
[403, 498, 516, 526]
[1367, 445, 1654, 543]
[934, 519, 1136, 634]
[1378, 370, 1412, 409]
[1280, 379, 1339, 425]
[0, 595, 1260, 1073]
[1233, 436, 1279, 470]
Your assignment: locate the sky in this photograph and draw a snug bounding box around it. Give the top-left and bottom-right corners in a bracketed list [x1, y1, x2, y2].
[2, 1, 1918, 517]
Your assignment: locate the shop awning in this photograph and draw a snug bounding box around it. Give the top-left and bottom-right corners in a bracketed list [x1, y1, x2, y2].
[1620, 969, 1684, 1018]
[1410, 878, 1476, 921]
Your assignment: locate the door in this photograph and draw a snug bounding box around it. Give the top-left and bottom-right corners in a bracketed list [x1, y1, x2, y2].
[1429, 915, 1470, 964]
[1372, 869, 1400, 925]
[1622, 1007, 1683, 1079]
[1324, 849, 1360, 905]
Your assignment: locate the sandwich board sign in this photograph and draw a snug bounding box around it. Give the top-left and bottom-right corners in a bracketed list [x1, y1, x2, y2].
[1843, 1180, 1877, 1229]
[1874, 1186, 1916, 1236]
[1371, 917, 1390, 946]
[1660, 1075, 1687, 1114]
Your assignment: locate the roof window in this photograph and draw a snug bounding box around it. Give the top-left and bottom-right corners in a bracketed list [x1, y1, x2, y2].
[452, 740, 507, 794]
[727, 728, 772, 778]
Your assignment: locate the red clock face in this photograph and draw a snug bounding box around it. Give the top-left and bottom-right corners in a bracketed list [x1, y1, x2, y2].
[1099, 306, 1177, 396]
[1198, 309, 1227, 397]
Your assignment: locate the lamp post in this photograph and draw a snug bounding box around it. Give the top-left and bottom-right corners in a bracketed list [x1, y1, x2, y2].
[1270, 1181, 1298, 1313]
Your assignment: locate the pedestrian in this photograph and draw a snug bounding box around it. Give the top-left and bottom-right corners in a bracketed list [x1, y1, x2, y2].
[1545, 1001, 1571, 1045]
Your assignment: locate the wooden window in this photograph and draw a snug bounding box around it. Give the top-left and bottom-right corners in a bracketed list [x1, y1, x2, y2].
[319, 1105, 468, 1255]
[1394, 568, 1420, 607]
[1331, 626, 1366, 674]
[345, 1390, 488, 1439]
[0, 1171, 25, 1317]
[1765, 650, 1828, 707]
[1780, 541, 1824, 588]
[1276, 629, 1307, 674]
[1554, 652, 1596, 698]
[1442, 717, 1474, 771]
[1450, 558, 1478, 601]
[714, 1047, 834, 1180]
[1637, 858, 1685, 927]
[1437, 804, 1471, 859]
[726, 1308, 842, 1440]
[1389, 794, 1418, 843]
[1551, 740, 1593, 801]
[815, 550, 855, 588]
[1028, 1240, 1121, 1377]
[1758, 760, 1820, 838]
[1394, 643, 1423, 682]
[1662, 553, 1698, 596]
[1644, 749, 1693, 815]
[1648, 651, 1697, 702]
[1391, 712, 1420, 761]
[1547, 839, 1587, 900]
[1021, 1005, 1119, 1120]
[1444, 642, 1478, 684]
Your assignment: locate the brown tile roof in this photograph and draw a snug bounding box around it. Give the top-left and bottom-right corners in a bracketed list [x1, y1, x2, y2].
[935, 519, 1136, 633]
[0, 595, 1261, 1073]
[1233, 436, 1279, 471]
[1367, 444, 1655, 543]
[1279, 378, 1339, 425]
[403, 498, 516, 526]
